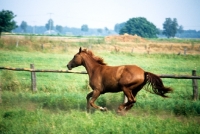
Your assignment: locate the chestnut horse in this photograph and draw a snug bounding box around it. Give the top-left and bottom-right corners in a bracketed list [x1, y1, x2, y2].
[67, 47, 173, 113]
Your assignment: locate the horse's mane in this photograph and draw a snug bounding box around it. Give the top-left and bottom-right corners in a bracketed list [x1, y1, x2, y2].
[82, 49, 107, 65]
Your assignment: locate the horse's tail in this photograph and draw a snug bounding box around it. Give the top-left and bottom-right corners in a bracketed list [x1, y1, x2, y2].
[145, 72, 173, 97]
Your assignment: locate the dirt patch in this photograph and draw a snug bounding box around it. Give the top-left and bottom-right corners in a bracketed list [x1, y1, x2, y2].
[1, 35, 200, 55]
[103, 34, 200, 55]
[105, 33, 146, 43]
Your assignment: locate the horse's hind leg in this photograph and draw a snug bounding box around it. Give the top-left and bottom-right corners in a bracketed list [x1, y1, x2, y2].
[124, 84, 145, 111]
[118, 83, 144, 112]
[124, 91, 138, 111]
[118, 87, 136, 112]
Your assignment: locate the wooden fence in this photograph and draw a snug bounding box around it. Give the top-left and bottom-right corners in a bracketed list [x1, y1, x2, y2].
[0, 64, 199, 100]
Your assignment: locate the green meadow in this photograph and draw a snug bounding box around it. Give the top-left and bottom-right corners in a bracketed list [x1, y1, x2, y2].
[0, 35, 200, 134]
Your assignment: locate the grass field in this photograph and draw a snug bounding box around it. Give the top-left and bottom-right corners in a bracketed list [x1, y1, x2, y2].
[0, 35, 200, 133]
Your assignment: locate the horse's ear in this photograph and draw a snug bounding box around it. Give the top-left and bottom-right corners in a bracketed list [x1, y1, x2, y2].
[79, 47, 82, 54]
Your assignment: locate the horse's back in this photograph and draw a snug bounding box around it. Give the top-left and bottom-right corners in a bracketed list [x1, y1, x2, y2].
[99, 65, 145, 91]
[125, 65, 145, 75]
[101, 65, 144, 82]
[118, 65, 145, 86]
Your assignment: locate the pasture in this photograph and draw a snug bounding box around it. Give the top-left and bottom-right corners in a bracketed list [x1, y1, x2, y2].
[0, 35, 200, 133]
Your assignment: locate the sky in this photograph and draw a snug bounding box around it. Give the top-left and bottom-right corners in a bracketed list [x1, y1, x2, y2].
[1, 0, 200, 30]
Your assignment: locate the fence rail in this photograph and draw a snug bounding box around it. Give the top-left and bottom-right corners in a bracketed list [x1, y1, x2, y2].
[0, 66, 87, 74]
[159, 74, 200, 79]
[1, 66, 200, 79]
[0, 64, 199, 100]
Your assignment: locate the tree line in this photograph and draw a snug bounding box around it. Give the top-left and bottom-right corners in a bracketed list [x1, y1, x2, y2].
[0, 9, 200, 38]
[14, 19, 112, 36]
[114, 17, 186, 38]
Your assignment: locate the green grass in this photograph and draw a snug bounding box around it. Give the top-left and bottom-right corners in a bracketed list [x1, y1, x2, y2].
[0, 109, 199, 134]
[148, 38, 200, 44]
[0, 36, 200, 133]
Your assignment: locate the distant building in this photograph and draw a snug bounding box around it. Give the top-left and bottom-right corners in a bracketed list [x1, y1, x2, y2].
[66, 32, 73, 36]
[44, 30, 58, 35]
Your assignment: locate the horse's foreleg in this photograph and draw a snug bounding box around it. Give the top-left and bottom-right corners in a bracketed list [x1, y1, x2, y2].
[89, 90, 107, 111]
[86, 91, 93, 113]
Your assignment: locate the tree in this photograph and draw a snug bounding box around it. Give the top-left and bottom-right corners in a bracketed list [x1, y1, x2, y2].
[81, 24, 89, 32]
[119, 17, 157, 38]
[20, 21, 27, 33]
[104, 27, 110, 34]
[97, 28, 102, 35]
[56, 25, 63, 33]
[0, 10, 17, 37]
[177, 25, 184, 34]
[104, 27, 108, 32]
[45, 19, 54, 31]
[162, 18, 179, 38]
[114, 22, 125, 33]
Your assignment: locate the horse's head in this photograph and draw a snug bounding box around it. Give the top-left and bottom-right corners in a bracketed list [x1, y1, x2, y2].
[67, 47, 83, 70]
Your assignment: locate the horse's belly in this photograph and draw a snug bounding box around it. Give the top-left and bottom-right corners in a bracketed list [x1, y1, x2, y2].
[103, 83, 121, 93]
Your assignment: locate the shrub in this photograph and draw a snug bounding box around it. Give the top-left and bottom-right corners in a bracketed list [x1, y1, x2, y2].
[0, 70, 19, 91]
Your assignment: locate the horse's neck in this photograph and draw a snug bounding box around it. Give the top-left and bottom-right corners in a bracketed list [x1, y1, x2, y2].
[82, 55, 100, 78]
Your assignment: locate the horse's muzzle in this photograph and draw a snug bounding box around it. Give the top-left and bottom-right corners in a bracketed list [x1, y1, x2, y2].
[67, 64, 72, 70]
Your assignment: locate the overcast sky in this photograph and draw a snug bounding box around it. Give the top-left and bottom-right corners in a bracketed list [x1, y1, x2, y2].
[1, 0, 200, 30]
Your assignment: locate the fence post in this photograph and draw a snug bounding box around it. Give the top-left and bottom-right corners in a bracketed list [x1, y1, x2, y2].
[41, 44, 44, 50]
[30, 64, 37, 92]
[16, 40, 19, 47]
[184, 47, 187, 55]
[131, 48, 134, 53]
[192, 70, 198, 100]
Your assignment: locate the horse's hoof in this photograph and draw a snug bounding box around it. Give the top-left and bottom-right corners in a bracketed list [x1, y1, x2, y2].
[117, 109, 126, 116]
[100, 107, 108, 111]
[103, 107, 108, 111]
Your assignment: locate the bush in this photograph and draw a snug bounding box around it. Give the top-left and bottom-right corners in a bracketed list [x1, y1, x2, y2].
[0, 40, 4, 48]
[0, 70, 19, 91]
[173, 101, 200, 116]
